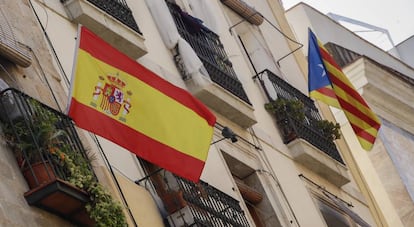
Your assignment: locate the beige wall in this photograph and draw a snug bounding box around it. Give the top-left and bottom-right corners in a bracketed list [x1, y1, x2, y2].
[116, 173, 164, 227]
[8, 0, 381, 226]
[285, 3, 414, 226]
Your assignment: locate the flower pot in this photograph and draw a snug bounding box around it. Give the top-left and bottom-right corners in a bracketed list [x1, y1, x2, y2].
[24, 178, 94, 226]
[161, 190, 187, 214]
[22, 161, 56, 189]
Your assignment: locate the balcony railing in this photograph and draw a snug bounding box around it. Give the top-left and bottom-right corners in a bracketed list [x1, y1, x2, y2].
[177, 177, 250, 227]
[141, 164, 250, 227]
[166, 2, 251, 105]
[0, 88, 96, 225]
[61, 0, 141, 34]
[257, 70, 344, 164]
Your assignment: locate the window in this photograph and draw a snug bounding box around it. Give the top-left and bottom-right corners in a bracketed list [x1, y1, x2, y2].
[221, 152, 284, 227]
[316, 198, 355, 227]
[313, 192, 371, 227]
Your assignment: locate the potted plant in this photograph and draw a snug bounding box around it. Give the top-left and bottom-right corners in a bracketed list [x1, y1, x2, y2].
[265, 98, 305, 123]
[2, 108, 59, 187]
[1, 99, 127, 226]
[50, 143, 127, 226]
[315, 119, 341, 141]
[265, 98, 305, 143]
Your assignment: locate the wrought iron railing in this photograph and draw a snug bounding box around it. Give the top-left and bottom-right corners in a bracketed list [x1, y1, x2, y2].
[166, 2, 251, 105]
[61, 0, 141, 34]
[176, 176, 250, 227]
[141, 164, 250, 227]
[257, 70, 344, 164]
[0, 88, 96, 188]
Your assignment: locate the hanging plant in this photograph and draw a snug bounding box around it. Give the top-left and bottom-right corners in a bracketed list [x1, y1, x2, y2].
[45, 132, 128, 227]
[1, 100, 127, 227]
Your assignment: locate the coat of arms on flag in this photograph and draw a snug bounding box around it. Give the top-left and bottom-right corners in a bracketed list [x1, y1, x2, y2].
[67, 26, 216, 182]
[91, 73, 132, 122]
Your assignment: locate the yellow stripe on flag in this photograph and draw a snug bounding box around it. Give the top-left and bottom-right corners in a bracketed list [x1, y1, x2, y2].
[341, 109, 379, 137]
[308, 29, 381, 151]
[310, 90, 340, 108]
[68, 26, 216, 182]
[72, 50, 212, 161]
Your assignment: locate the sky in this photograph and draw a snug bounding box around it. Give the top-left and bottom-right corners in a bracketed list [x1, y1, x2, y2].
[281, 0, 414, 50]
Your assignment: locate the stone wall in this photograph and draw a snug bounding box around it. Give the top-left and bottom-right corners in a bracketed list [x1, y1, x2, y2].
[0, 0, 75, 226]
[0, 140, 73, 226]
[369, 118, 414, 225]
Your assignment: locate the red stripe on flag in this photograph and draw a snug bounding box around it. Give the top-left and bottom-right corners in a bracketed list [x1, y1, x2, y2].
[68, 99, 205, 182]
[308, 30, 381, 150]
[78, 27, 215, 126]
[350, 123, 377, 144]
[316, 87, 337, 98]
[319, 49, 370, 108]
[319, 47, 342, 69]
[336, 95, 380, 128]
[328, 73, 370, 107]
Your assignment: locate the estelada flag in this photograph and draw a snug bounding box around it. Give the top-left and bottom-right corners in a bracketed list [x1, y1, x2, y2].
[68, 26, 216, 182]
[308, 29, 381, 151]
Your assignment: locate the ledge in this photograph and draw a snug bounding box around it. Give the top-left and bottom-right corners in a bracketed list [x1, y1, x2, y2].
[186, 77, 257, 128]
[62, 0, 147, 59]
[344, 57, 414, 135]
[288, 139, 350, 187]
[0, 40, 31, 67]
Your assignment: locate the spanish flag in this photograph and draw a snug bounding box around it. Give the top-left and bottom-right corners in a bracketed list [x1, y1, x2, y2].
[308, 29, 381, 151]
[68, 26, 216, 182]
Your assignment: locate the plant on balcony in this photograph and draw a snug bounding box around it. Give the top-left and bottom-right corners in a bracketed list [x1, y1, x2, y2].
[1, 101, 127, 227]
[265, 98, 305, 142]
[265, 98, 341, 143]
[315, 120, 341, 141]
[265, 98, 305, 123]
[2, 111, 59, 187]
[51, 144, 127, 227]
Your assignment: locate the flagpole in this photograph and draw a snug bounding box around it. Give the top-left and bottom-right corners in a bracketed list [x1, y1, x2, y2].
[135, 168, 163, 184]
[91, 134, 138, 227]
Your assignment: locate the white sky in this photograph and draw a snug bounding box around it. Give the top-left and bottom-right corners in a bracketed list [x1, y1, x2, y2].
[281, 0, 414, 50]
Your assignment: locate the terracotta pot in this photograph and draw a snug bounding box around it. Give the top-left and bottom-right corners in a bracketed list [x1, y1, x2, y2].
[161, 190, 187, 214]
[23, 178, 94, 226]
[22, 162, 56, 189]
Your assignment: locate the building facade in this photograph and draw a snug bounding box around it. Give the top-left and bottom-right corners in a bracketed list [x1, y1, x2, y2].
[286, 3, 414, 226]
[390, 35, 414, 68]
[0, 0, 381, 226]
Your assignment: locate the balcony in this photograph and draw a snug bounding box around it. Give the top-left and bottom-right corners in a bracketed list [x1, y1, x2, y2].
[139, 163, 250, 227]
[257, 70, 349, 186]
[61, 0, 147, 59]
[0, 89, 104, 226]
[167, 2, 256, 128]
[172, 177, 250, 226]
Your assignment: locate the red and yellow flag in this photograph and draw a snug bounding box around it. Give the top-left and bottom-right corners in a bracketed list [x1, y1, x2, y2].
[308, 29, 381, 151]
[68, 26, 216, 182]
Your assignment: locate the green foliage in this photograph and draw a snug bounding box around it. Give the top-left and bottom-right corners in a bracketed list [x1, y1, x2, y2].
[316, 120, 341, 141]
[53, 146, 127, 227]
[1, 100, 127, 226]
[86, 182, 127, 227]
[265, 98, 341, 142]
[2, 102, 59, 167]
[265, 98, 305, 122]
